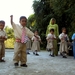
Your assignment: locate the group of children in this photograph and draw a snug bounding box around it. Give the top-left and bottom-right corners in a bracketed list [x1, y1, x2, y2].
[27, 26, 74, 59]
[46, 27, 70, 58]
[0, 15, 42, 68]
[0, 16, 75, 68]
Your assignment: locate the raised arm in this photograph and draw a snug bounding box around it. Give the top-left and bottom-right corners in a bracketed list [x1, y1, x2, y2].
[10, 15, 13, 25]
[10, 15, 16, 29]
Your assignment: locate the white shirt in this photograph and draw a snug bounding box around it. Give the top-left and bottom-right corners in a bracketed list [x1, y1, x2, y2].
[0, 29, 7, 38]
[46, 33, 56, 41]
[32, 35, 41, 41]
[59, 33, 69, 41]
[11, 22, 34, 39]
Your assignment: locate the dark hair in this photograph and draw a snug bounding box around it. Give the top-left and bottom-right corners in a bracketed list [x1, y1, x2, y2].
[62, 27, 66, 31]
[33, 29, 38, 33]
[34, 30, 38, 33]
[19, 16, 27, 21]
[50, 29, 54, 32]
[0, 20, 5, 25]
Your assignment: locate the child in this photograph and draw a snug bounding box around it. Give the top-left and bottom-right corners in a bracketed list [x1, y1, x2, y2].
[72, 33, 75, 58]
[31, 30, 41, 56]
[46, 29, 56, 57]
[59, 27, 69, 58]
[26, 37, 31, 54]
[0, 20, 7, 62]
[10, 15, 34, 67]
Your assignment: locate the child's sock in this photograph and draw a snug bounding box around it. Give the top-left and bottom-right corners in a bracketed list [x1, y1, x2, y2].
[35, 50, 39, 56]
[49, 50, 51, 56]
[51, 50, 54, 57]
[51, 50, 53, 55]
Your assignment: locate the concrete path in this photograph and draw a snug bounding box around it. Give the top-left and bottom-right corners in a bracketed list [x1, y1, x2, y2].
[0, 49, 75, 75]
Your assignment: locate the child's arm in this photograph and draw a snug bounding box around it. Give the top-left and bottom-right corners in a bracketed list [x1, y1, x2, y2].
[10, 15, 16, 29]
[52, 35, 57, 40]
[26, 27, 34, 39]
[46, 34, 50, 40]
[66, 35, 70, 42]
[72, 33, 75, 41]
[38, 36, 43, 44]
[10, 15, 13, 25]
[59, 34, 63, 41]
[31, 36, 34, 42]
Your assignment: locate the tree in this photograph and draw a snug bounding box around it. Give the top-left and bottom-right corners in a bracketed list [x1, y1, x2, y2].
[5, 26, 14, 38]
[27, 14, 36, 32]
[32, 0, 75, 49]
[50, 0, 75, 38]
[32, 0, 55, 49]
[4, 26, 15, 48]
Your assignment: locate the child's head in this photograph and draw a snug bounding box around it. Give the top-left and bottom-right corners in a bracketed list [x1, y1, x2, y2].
[34, 30, 38, 35]
[62, 27, 66, 34]
[19, 16, 27, 27]
[0, 20, 5, 30]
[50, 29, 54, 34]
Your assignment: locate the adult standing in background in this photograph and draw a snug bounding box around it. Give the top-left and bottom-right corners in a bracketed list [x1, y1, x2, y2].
[46, 18, 59, 56]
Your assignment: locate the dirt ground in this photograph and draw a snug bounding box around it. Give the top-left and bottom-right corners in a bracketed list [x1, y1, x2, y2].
[0, 49, 75, 75]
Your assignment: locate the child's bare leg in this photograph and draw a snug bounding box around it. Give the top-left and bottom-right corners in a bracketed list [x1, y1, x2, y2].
[35, 50, 39, 56]
[26, 49, 30, 54]
[49, 49, 54, 57]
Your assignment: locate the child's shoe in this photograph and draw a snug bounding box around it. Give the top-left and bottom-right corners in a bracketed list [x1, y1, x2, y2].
[20, 64, 28, 67]
[35, 53, 39, 56]
[27, 52, 30, 54]
[14, 63, 19, 67]
[63, 56, 67, 58]
[1, 59, 5, 62]
[51, 54, 55, 57]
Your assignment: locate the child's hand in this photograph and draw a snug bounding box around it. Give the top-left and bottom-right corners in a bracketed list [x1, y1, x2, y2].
[10, 15, 13, 18]
[10, 15, 13, 25]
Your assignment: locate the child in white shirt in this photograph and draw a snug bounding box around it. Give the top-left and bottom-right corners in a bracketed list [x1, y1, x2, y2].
[31, 30, 41, 56]
[46, 29, 56, 57]
[59, 27, 69, 58]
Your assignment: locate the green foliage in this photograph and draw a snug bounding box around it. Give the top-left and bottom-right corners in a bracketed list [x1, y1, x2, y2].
[50, 0, 75, 38]
[4, 26, 15, 48]
[32, 0, 75, 49]
[5, 26, 14, 38]
[27, 14, 37, 32]
[5, 38, 15, 48]
[32, 0, 55, 49]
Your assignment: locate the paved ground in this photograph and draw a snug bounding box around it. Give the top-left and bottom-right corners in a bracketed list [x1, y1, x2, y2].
[0, 49, 75, 75]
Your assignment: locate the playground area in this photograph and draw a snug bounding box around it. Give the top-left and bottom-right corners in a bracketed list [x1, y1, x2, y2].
[0, 49, 75, 75]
